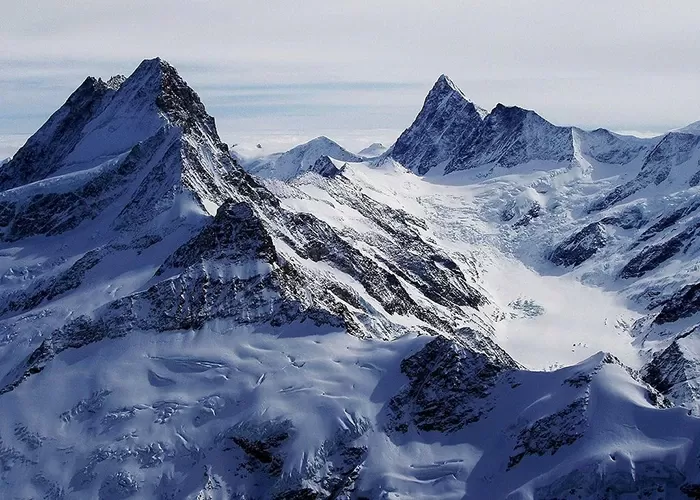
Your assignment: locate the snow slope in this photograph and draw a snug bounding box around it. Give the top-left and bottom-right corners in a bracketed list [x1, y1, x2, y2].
[675, 120, 700, 135]
[240, 136, 362, 181]
[358, 142, 388, 158]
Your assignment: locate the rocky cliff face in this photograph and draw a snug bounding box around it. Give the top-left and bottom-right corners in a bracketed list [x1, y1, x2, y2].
[390, 75, 652, 177]
[391, 75, 486, 175]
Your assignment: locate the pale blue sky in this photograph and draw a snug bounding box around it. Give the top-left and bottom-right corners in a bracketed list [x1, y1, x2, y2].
[2, 1, 700, 157]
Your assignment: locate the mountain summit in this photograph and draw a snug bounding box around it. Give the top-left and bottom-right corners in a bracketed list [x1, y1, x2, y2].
[391, 74, 659, 176]
[0, 57, 245, 242]
[391, 74, 486, 174]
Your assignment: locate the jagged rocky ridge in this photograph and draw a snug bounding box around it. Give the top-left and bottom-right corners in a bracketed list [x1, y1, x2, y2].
[390, 74, 653, 176]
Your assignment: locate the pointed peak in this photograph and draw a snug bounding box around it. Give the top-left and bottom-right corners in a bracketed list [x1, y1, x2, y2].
[436, 73, 454, 86]
[134, 57, 168, 74]
[430, 74, 466, 99]
[116, 58, 223, 146]
[426, 75, 487, 118]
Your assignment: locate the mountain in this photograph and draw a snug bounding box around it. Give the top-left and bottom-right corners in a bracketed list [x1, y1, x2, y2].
[2, 62, 700, 499]
[391, 74, 487, 175]
[674, 120, 700, 135]
[392, 75, 655, 177]
[241, 136, 362, 180]
[358, 142, 387, 157]
[0, 60, 494, 498]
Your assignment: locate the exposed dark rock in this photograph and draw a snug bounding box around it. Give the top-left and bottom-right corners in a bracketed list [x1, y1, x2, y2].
[654, 283, 700, 325]
[534, 460, 686, 499]
[0, 77, 118, 190]
[599, 205, 647, 230]
[507, 397, 588, 469]
[643, 335, 700, 410]
[548, 222, 609, 267]
[156, 201, 276, 275]
[447, 104, 574, 173]
[232, 432, 288, 477]
[637, 199, 700, 243]
[309, 155, 346, 178]
[579, 128, 649, 165]
[387, 331, 519, 434]
[619, 223, 699, 278]
[589, 132, 700, 212]
[644, 341, 688, 395]
[512, 201, 542, 228]
[689, 160, 700, 187]
[392, 75, 485, 175]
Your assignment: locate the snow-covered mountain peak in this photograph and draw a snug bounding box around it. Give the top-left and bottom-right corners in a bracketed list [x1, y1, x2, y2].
[426, 74, 485, 115]
[358, 142, 387, 157]
[240, 135, 362, 180]
[5, 59, 700, 499]
[0, 58, 247, 242]
[392, 75, 659, 176]
[433, 73, 465, 97]
[391, 75, 487, 174]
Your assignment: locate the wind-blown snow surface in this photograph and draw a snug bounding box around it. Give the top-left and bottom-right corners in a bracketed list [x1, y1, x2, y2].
[2, 61, 700, 499]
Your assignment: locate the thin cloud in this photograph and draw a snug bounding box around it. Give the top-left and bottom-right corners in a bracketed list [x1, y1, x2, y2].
[1, 1, 699, 155]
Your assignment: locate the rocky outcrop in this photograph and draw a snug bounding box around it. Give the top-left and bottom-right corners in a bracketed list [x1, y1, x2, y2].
[309, 155, 346, 178]
[619, 222, 699, 278]
[391, 75, 485, 175]
[643, 333, 700, 413]
[386, 330, 519, 433]
[548, 222, 609, 267]
[0, 76, 121, 190]
[653, 283, 700, 325]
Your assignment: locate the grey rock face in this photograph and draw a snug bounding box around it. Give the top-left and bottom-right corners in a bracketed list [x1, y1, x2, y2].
[643, 334, 700, 412]
[309, 155, 346, 178]
[577, 128, 650, 165]
[446, 104, 574, 173]
[548, 222, 609, 267]
[0, 76, 119, 190]
[653, 283, 700, 325]
[386, 330, 519, 434]
[0, 57, 241, 244]
[508, 397, 588, 469]
[391, 75, 485, 175]
[534, 460, 687, 499]
[619, 222, 698, 279]
[391, 75, 653, 177]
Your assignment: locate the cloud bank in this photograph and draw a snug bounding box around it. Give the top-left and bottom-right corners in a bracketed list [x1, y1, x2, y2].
[2, 0, 699, 155]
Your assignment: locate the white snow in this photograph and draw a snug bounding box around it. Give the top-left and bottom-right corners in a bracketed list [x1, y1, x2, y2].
[240, 136, 362, 180]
